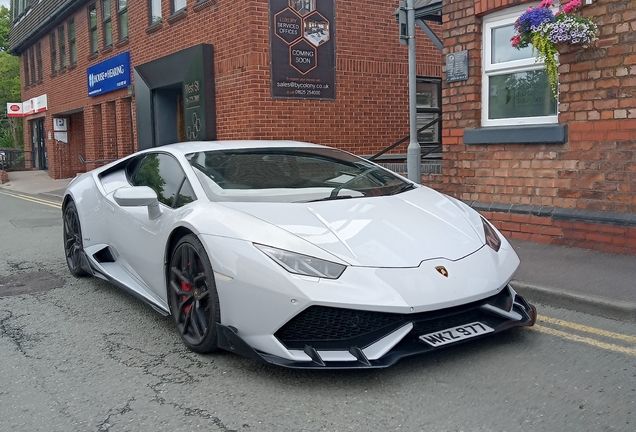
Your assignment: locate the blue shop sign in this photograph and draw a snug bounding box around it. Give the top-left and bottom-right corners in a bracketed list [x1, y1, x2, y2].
[87, 52, 131, 97]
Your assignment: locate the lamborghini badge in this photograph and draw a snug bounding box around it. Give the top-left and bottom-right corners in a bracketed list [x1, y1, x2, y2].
[435, 266, 448, 277]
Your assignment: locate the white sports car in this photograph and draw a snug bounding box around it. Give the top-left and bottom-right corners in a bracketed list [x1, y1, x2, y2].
[63, 140, 536, 368]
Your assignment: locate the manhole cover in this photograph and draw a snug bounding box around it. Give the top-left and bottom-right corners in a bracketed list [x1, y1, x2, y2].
[10, 218, 62, 228]
[0, 271, 65, 297]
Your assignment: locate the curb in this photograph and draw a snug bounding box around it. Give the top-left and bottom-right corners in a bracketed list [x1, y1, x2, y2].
[511, 281, 636, 323]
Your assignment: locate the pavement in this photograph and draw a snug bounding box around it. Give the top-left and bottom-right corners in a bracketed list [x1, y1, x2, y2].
[1, 170, 635, 322]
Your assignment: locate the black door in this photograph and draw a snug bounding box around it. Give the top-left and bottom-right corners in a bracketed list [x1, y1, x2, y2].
[31, 118, 47, 170]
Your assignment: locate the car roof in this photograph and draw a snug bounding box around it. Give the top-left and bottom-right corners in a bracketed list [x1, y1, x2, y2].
[161, 140, 325, 156]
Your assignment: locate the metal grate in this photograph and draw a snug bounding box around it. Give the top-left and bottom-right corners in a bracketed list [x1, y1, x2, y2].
[275, 306, 403, 344]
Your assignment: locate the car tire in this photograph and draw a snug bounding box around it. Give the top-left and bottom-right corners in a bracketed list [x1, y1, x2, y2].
[168, 234, 221, 353]
[63, 201, 90, 277]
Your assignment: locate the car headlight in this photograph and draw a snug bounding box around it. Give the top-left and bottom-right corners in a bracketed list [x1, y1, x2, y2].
[255, 244, 346, 279]
[481, 217, 501, 252]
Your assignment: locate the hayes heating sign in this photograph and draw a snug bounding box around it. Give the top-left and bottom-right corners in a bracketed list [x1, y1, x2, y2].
[87, 52, 131, 97]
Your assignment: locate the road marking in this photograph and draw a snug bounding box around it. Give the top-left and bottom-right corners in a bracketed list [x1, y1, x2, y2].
[532, 324, 636, 357]
[538, 315, 636, 344]
[0, 190, 62, 209]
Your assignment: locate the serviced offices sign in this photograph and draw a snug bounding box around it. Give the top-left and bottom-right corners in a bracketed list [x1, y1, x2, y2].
[87, 52, 131, 97]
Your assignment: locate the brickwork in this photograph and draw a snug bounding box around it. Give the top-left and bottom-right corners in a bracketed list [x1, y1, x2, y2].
[0, 170, 8, 184]
[481, 210, 636, 255]
[18, 0, 442, 180]
[432, 0, 636, 254]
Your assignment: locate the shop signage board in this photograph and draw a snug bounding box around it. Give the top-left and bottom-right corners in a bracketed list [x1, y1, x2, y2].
[6, 103, 24, 117]
[87, 52, 131, 97]
[6, 94, 48, 118]
[183, 50, 206, 141]
[269, 0, 336, 100]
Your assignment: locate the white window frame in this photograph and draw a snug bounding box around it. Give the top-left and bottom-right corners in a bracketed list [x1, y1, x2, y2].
[481, 5, 558, 127]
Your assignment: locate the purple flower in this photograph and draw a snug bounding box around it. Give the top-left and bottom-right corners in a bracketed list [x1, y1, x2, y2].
[515, 7, 556, 33]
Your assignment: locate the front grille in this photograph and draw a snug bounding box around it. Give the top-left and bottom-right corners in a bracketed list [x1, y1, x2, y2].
[275, 288, 515, 351]
[275, 306, 404, 349]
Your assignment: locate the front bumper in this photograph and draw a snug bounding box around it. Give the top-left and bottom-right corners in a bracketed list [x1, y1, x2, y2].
[217, 284, 537, 369]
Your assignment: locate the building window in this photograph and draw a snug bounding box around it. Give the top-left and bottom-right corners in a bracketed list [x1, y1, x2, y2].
[68, 19, 77, 66]
[172, 0, 186, 14]
[29, 47, 36, 84]
[149, 0, 162, 24]
[102, 0, 113, 48]
[36, 42, 43, 81]
[416, 77, 442, 148]
[13, 0, 31, 21]
[23, 54, 29, 87]
[89, 4, 99, 54]
[58, 26, 67, 70]
[481, 6, 557, 127]
[50, 32, 57, 74]
[117, 0, 129, 40]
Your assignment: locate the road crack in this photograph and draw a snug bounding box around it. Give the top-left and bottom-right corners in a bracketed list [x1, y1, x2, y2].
[0, 308, 44, 358]
[97, 397, 136, 432]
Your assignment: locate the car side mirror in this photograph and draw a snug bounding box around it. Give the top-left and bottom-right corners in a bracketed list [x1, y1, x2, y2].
[113, 186, 163, 220]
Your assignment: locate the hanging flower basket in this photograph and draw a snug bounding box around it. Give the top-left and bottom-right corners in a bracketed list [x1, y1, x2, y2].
[510, 0, 598, 98]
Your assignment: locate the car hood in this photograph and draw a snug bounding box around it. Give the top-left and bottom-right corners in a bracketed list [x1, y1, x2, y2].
[219, 187, 486, 267]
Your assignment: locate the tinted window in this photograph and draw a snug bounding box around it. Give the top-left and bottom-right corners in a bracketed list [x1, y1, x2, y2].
[131, 153, 196, 208]
[188, 147, 411, 203]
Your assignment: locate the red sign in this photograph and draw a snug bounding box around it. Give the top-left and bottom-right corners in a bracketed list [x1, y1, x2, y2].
[6, 103, 23, 117]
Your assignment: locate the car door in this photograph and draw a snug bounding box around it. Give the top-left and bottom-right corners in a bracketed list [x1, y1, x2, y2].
[106, 152, 197, 299]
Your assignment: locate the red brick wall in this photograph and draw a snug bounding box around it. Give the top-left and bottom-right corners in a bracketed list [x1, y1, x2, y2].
[482, 210, 636, 255]
[435, 0, 636, 211]
[19, 0, 443, 179]
[430, 0, 636, 254]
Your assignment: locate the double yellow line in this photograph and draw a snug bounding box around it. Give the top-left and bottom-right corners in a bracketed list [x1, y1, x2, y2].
[533, 315, 636, 356]
[0, 190, 62, 209]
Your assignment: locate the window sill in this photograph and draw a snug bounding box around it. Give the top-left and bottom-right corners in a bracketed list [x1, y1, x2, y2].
[102, 46, 114, 55]
[167, 9, 187, 24]
[463, 124, 568, 145]
[88, 53, 99, 61]
[116, 38, 130, 48]
[194, 0, 211, 12]
[146, 21, 163, 34]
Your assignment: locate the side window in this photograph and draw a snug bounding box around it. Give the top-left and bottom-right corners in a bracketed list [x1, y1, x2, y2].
[481, 7, 557, 127]
[102, 0, 113, 48]
[149, 0, 162, 25]
[131, 154, 196, 209]
[89, 3, 99, 54]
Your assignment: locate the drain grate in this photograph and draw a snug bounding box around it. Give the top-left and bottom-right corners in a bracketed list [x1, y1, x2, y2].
[0, 271, 65, 297]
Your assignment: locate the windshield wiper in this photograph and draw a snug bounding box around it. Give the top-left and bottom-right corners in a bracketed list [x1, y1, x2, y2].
[390, 183, 416, 195]
[301, 195, 357, 203]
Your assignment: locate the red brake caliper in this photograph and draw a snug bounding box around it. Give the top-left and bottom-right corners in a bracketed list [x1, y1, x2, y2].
[181, 263, 193, 314]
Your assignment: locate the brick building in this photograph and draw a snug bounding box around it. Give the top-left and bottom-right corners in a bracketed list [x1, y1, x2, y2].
[8, 0, 442, 178]
[9, 0, 635, 255]
[424, 0, 636, 254]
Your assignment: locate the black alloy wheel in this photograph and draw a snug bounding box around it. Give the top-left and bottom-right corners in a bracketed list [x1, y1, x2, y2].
[63, 201, 90, 277]
[168, 234, 220, 353]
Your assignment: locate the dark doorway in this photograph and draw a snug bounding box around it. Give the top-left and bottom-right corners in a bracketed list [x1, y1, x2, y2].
[134, 44, 216, 150]
[153, 85, 185, 146]
[31, 118, 47, 170]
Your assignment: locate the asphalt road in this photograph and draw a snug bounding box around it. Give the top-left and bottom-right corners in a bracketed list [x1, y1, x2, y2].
[0, 191, 634, 432]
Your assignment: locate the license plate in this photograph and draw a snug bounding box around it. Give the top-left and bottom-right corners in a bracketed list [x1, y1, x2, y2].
[419, 322, 494, 347]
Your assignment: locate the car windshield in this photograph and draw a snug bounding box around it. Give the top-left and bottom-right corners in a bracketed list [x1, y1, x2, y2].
[186, 147, 413, 203]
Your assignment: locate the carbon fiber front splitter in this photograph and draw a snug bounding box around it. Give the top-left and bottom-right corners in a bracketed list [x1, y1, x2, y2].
[216, 288, 537, 369]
